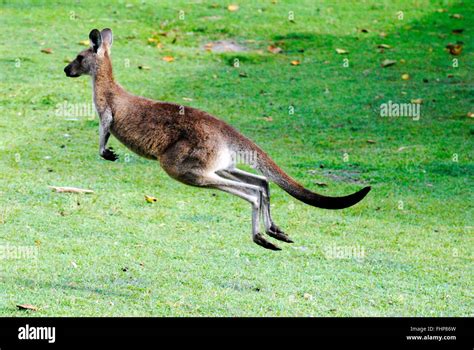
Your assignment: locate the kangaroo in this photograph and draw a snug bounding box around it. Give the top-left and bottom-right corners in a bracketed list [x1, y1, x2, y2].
[64, 28, 371, 251]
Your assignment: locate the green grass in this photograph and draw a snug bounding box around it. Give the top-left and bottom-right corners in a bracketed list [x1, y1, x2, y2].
[0, 0, 472, 316]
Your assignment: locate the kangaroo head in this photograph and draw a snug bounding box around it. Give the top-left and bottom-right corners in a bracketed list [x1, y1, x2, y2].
[64, 28, 113, 78]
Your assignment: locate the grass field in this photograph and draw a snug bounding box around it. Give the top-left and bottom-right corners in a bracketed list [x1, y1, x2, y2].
[0, 0, 472, 316]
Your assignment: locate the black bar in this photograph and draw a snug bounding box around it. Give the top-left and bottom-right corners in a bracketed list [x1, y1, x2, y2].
[0, 317, 471, 348]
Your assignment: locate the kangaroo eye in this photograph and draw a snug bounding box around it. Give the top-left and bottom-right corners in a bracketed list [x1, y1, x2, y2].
[77, 55, 84, 62]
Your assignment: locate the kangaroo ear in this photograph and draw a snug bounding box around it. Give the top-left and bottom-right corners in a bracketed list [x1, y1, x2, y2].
[100, 28, 113, 48]
[89, 29, 102, 53]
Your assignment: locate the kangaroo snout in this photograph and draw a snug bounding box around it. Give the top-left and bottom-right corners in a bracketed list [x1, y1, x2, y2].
[64, 64, 78, 78]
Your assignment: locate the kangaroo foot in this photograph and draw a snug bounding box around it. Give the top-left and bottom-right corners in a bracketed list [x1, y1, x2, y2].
[266, 224, 293, 243]
[253, 233, 281, 251]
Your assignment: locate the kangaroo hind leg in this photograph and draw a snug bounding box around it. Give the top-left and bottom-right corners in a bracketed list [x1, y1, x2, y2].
[221, 168, 293, 244]
[206, 172, 281, 251]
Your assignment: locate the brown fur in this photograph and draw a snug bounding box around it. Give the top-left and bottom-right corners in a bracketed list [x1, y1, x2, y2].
[89, 50, 239, 185]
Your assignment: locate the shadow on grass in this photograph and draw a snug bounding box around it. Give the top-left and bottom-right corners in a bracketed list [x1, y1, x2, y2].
[11, 276, 135, 298]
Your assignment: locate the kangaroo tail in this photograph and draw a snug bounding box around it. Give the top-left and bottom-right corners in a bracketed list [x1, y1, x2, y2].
[247, 144, 371, 210]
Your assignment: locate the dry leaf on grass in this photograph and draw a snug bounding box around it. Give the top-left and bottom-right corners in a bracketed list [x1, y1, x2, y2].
[138, 65, 150, 70]
[17, 304, 38, 311]
[401, 73, 410, 80]
[267, 45, 283, 54]
[49, 186, 93, 194]
[315, 182, 328, 187]
[411, 98, 423, 104]
[381, 59, 397, 67]
[145, 195, 157, 203]
[262, 116, 273, 122]
[290, 60, 300, 66]
[450, 14, 463, 19]
[41, 48, 53, 54]
[446, 43, 463, 55]
[162, 56, 174, 62]
[467, 112, 473, 118]
[78, 40, 89, 46]
[335, 48, 349, 54]
[377, 44, 392, 49]
[228, 4, 239, 12]
[367, 139, 376, 144]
